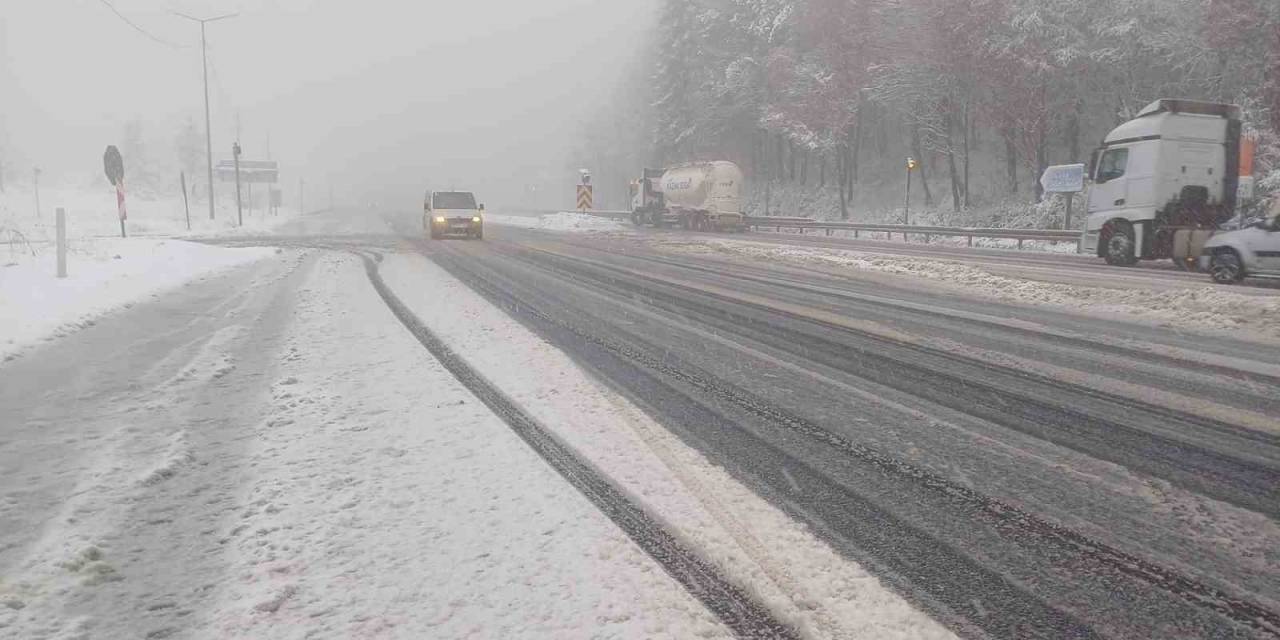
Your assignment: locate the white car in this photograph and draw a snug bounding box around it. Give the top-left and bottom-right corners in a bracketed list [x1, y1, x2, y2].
[1200, 199, 1280, 284]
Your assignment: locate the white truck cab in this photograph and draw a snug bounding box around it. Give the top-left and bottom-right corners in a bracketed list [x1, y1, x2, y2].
[1199, 198, 1280, 283]
[1082, 99, 1242, 266]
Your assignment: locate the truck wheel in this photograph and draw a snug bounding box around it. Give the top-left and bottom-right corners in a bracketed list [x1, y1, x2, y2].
[1208, 250, 1245, 284]
[631, 211, 642, 226]
[1102, 223, 1137, 266]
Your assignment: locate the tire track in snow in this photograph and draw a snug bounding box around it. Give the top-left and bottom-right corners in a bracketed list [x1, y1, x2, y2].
[356, 252, 798, 640]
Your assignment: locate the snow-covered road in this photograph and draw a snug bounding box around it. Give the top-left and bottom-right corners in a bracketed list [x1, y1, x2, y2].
[0, 248, 741, 639]
[4, 208, 1278, 639]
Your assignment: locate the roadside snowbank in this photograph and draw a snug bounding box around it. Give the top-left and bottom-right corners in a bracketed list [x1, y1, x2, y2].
[0, 237, 275, 361]
[487, 211, 629, 233]
[664, 238, 1280, 340]
[380, 252, 955, 640]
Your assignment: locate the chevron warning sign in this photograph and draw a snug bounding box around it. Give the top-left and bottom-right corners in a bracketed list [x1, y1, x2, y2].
[576, 185, 593, 211]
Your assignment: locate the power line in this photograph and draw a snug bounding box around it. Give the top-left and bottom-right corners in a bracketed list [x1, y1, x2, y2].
[96, 0, 186, 49]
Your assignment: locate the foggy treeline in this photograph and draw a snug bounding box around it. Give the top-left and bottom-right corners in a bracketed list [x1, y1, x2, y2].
[579, 0, 1280, 225]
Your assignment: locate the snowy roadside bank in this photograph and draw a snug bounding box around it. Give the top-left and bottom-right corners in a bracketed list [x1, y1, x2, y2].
[380, 252, 955, 640]
[0, 238, 276, 362]
[658, 237, 1280, 342]
[486, 211, 630, 233]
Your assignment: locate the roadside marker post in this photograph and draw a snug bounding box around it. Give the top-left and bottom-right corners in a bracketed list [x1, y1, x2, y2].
[577, 185, 593, 212]
[33, 168, 41, 219]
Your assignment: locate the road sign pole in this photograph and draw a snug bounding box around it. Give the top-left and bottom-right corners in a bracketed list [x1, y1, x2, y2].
[117, 182, 127, 238]
[904, 167, 912, 226]
[180, 171, 191, 231]
[1064, 193, 1073, 230]
[233, 142, 243, 226]
[56, 207, 66, 278]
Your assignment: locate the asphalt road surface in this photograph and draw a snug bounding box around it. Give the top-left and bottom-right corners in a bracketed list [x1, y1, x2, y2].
[417, 217, 1280, 639]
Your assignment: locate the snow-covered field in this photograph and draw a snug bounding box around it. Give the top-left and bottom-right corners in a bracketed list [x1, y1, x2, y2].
[486, 211, 629, 233]
[0, 186, 301, 362]
[1, 184, 302, 241]
[660, 237, 1280, 341]
[380, 252, 955, 640]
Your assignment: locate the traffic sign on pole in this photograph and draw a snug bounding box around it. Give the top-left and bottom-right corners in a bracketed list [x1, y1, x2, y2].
[104, 145, 128, 237]
[1040, 164, 1086, 194]
[577, 185, 593, 211]
[1040, 163, 1086, 229]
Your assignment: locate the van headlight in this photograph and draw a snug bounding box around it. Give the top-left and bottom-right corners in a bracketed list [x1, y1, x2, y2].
[434, 216, 446, 223]
[472, 216, 481, 223]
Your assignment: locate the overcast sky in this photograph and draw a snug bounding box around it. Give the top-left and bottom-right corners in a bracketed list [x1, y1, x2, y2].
[2, 0, 656, 207]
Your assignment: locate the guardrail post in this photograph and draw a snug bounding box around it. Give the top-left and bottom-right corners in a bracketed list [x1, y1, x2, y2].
[854, 230, 859, 239]
[1018, 238, 1024, 249]
[924, 233, 931, 243]
[967, 235, 973, 247]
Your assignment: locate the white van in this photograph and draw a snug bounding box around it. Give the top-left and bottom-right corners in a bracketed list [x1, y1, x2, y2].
[424, 190, 484, 240]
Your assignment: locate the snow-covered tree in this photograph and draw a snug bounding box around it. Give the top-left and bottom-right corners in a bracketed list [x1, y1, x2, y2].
[607, 0, 1279, 222]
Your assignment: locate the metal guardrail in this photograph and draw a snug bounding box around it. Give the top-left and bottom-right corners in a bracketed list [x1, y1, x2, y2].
[743, 217, 1082, 250]
[558, 208, 1080, 250]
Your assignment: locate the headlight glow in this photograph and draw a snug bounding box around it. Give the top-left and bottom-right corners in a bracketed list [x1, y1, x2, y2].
[434, 216, 446, 223]
[472, 216, 481, 223]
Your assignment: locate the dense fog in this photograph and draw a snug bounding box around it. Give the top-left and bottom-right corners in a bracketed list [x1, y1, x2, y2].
[1, 0, 655, 210]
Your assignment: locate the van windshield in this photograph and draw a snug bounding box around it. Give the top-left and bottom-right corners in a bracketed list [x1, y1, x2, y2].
[433, 192, 478, 210]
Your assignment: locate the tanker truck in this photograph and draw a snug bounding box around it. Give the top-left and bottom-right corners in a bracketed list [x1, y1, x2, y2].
[1082, 99, 1252, 266]
[629, 161, 746, 231]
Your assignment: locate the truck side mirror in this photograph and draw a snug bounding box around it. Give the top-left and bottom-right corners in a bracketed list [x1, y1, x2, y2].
[479, 203, 485, 211]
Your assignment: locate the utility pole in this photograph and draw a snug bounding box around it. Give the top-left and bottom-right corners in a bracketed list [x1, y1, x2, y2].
[299, 177, 304, 215]
[175, 11, 238, 221]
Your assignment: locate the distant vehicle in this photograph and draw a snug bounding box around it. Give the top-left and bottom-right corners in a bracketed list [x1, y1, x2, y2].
[629, 161, 747, 231]
[1081, 99, 1252, 267]
[1199, 198, 1280, 283]
[425, 190, 484, 240]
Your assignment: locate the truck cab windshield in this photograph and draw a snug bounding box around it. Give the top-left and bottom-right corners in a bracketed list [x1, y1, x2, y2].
[1095, 148, 1129, 183]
